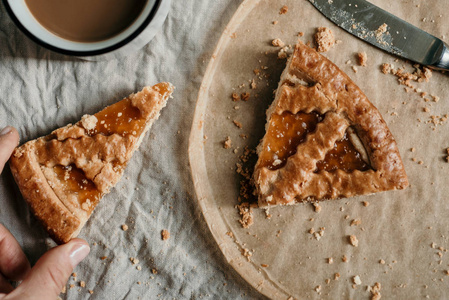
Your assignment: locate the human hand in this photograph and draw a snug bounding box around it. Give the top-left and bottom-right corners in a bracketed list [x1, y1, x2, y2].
[0, 126, 90, 300]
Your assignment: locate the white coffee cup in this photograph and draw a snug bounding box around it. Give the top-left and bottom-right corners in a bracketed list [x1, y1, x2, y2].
[2, 0, 171, 60]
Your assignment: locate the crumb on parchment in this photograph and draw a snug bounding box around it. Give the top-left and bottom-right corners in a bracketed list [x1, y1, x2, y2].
[315, 27, 335, 52]
[349, 235, 359, 247]
[279, 5, 288, 14]
[358, 52, 367, 66]
[272, 38, 285, 47]
[223, 136, 232, 149]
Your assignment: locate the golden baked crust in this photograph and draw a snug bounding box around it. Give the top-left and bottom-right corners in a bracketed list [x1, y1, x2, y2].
[253, 41, 408, 207]
[10, 83, 174, 244]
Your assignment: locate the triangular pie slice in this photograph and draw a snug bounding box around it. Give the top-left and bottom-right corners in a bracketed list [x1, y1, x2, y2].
[9, 82, 174, 244]
[253, 41, 408, 207]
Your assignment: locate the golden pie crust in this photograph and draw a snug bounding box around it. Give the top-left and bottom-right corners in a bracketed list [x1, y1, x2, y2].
[10, 83, 174, 244]
[253, 41, 408, 207]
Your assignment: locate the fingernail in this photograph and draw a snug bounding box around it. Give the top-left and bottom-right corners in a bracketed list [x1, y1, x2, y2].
[69, 243, 90, 268]
[0, 126, 12, 136]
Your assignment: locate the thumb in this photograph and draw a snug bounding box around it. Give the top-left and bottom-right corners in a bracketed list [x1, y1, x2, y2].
[8, 239, 90, 300]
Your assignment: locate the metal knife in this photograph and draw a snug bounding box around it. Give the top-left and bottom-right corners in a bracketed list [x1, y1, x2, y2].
[308, 0, 449, 70]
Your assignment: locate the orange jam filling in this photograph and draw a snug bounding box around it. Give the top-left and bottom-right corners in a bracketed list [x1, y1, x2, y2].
[91, 98, 146, 137]
[260, 111, 323, 170]
[315, 132, 370, 172]
[54, 164, 101, 211]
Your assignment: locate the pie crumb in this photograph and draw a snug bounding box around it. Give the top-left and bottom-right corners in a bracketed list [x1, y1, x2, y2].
[236, 202, 254, 228]
[350, 219, 361, 226]
[328, 257, 334, 264]
[241, 92, 250, 101]
[315, 27, 335, 52]
[379, 259, 385, 264]
[161, 229, 170, 241]
[121, 224, 128, 231]
[223, 136, 232, 149]
[152, 268, 158, 274]
[279, 5, 288, 14]
[349, 235, 359, 247]
[313, 202, 321, 213]
[231, 93, 240, 101]
[342, 255, 349, 262]
[233, 120, 243, 129]
[130, 257, 139, 265]
[89, 290, 94, 295]
[358, 52, 367, 66]
[272, 38, 285, 47]
[80, 281, 86, 288]
[362, 201, 370, 207]
[334, 273, 340, 280]
[353, 275, 362, 285]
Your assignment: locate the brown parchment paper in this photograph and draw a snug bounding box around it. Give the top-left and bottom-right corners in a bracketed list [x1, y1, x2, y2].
[189, 0, 449, 299]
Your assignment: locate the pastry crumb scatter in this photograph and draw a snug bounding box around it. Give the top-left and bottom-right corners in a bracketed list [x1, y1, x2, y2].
[328, 257, 334, 264]
[362, 201, 370, 207]
[236, 202, 254, 228]
[272, 38, 285, 47]
[223, 136, 232, 149]
[226, 231, 234, 238]
[352, 66, 358, 73]
[349, 235, 359, 247]
[231, 93, 240, 101]
[241, 248, 253, 261]
[315, 285, 321, 293]
[152, 268, 158, 274]
[279, 5, 288, 14]
[130, 257, 139, 265]
[334, 273, 340, 280]
[342, 255, 348, 262]
[121, 224, 128, 231]
[80, 281, 86, 288]
[368, 282, 382, 300]
[161, 229, 170, 240]
[89, 290, 94, 295]
[315, 27, 335, 52]
[261, 264, 269, 268]
[313, 202, 321, 213]
[379, 259, 385, 264]
[358, 52, 367, 66]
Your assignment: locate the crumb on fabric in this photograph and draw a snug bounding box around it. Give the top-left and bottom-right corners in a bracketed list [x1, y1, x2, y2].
[121, 224, 128, 231]
[89, 290, 94, 295]
[130, 257, 139, 265]
[358, 52, 367, 66]
[161, 229, 170, 240]
[315, 27, 335, 52]
[80, 281, 86, 288]
[152, 268, 158, 274]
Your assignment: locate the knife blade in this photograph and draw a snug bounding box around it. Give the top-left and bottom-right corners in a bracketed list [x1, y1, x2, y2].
[308, 0, 449, 70]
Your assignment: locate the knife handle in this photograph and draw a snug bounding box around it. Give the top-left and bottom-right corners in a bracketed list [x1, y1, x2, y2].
[430, 42, 449, 71]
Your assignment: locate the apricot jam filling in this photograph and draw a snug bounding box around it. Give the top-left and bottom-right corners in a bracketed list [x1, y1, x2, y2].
[53, 164, 101, 211]
[260, 111, 371, 172]
[315, 132, 370, 173]
[260, 111, 323, 170]
[90, 98, 146, 137]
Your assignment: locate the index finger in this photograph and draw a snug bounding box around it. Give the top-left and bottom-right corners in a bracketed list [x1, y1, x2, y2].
[0, 224, 30, 281]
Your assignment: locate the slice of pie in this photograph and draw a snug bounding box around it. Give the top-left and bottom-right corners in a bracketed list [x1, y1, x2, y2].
[9, 82, 174, 244]
[253, 41, 408, 207]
